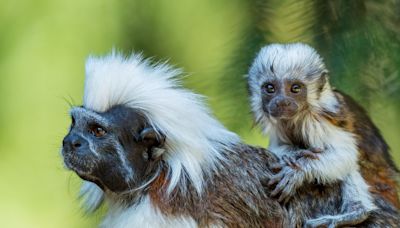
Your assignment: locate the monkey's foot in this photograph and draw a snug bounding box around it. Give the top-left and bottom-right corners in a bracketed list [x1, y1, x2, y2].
[306, 204, 370, 228]
[304, 216, 337, 228]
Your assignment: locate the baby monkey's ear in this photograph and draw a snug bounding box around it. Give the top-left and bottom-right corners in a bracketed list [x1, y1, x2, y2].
[316, 71, 328, 92]
[139, 127, 166, 148]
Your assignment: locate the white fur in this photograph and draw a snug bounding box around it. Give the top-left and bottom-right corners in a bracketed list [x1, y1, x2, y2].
[80, 51, 240, 210]
[79, 181, 104, 213]
[248, 43, 326, 81]
[342, 171, 376, 210]
[306, 79, 339, 114]
[80, 133, 101, 158]
[102, 196, 198, 228]
[268, 115, 358, 183]
[268, 111, 375, 211]
[115, 143, 135, 183]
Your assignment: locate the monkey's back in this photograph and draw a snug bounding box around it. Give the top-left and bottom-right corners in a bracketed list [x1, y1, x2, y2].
[149, 143, 344, 227]
[334, 90, 400, 208]
[203, 143, 345, 227]
[149, 143, 287, 227]
[149, 142, 399, 227]
[212, 144, 400, 227]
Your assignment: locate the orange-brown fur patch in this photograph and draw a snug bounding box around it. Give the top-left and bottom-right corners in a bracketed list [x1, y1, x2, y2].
[324, 92, 400, 208]
[148, 170, 172, 214]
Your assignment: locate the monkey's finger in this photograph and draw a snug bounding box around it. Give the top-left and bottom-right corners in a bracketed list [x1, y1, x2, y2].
[268, 172, 284, 186]
[282, 155, 291, 166]
[282, 194, 291, 205]
[270, 177, 289, 197]
[282, 155, 297, 167]
[310, 147, 323, 153]
[278, 189, 291, 203]
[282, 155, 292, 166]
[278, 179, 297, 203]
[285, 156, 301, 170]
[297, 150, 319, 160]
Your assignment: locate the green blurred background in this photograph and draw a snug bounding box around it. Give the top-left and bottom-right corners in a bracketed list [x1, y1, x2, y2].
[0, 0, 399, 227]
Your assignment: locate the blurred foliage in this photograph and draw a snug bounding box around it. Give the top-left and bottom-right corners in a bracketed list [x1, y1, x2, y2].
[0, 0, 399, 227]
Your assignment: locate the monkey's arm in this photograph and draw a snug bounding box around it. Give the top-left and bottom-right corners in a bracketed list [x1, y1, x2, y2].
[268, 132, 359, 202]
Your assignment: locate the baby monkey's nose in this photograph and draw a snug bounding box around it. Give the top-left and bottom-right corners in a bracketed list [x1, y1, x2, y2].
[274, 97, 292, 108]
[276, 99, 291, 107]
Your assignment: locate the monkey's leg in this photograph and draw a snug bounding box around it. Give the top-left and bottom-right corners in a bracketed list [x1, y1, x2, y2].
[306, 171, 374, 228]
[304, 201, 370, 228]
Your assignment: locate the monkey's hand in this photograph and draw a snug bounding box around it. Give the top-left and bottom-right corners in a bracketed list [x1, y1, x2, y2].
[268, 165, 305, 204]
[288, 148, 323, 169]
[267, 147, 322, 203]
[269, 147, 322, 172]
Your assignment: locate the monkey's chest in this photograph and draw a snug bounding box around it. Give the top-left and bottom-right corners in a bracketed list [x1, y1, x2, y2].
[279, 122, 325, 149]
[282, 130, 310, 149]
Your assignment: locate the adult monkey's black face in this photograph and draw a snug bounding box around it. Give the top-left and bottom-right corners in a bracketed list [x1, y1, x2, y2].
[62, 105, 165, 193]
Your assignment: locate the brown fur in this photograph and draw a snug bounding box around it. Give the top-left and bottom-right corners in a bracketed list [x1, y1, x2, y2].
[142, 143, 400, 227]
[322, 90, 400, 208]
[149, 144, 286, 227]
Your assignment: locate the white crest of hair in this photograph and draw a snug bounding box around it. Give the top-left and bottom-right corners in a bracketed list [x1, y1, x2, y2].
[83, 51, 239, 199]
[101, 195, 198, 228]
[249, 43, 326, 81]
[248, 43, 339, 133]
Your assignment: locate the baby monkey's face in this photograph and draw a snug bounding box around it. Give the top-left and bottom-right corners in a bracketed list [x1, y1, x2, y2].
[248, 43, 330, 122]
[62, 105, 164, 193]
[261, 79, 308, 119]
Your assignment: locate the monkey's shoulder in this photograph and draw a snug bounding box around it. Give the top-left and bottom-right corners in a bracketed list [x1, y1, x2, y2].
[332, 90, 396, 166]
[333, 90, 400, 208]
[329, 90, 388, 142]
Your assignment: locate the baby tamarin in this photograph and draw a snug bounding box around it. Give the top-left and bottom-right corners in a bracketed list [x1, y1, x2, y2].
[248, 43, 400, 227]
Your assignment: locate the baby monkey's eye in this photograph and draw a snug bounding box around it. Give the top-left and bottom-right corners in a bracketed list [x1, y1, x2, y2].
[263, 83, 275, 93]
[89, 125, 107, 137]
[291, 84, 302, 93]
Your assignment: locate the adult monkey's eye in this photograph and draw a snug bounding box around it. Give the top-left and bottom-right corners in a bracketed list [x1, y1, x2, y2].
[291, 84, 301, 93]
[263, 83, 275, 93]
[90, 125, 107, 137]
